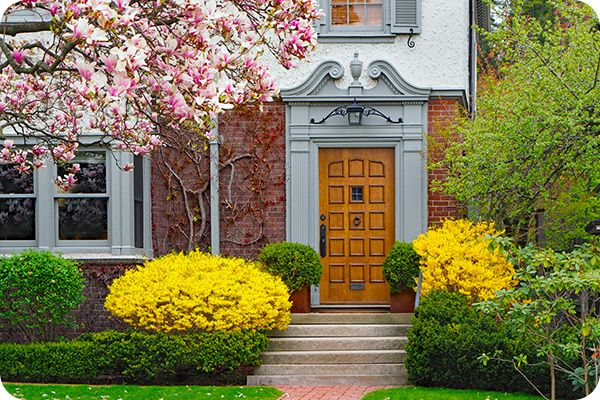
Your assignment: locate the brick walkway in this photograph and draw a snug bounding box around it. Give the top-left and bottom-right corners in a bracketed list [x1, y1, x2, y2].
[276, 386, 395, 400]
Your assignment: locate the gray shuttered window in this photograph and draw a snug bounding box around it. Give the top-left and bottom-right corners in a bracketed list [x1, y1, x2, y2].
[317, 0, 420, 38]
[391, 0, 420, 34]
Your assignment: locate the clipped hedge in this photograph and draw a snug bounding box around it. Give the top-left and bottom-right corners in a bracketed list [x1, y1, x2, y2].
[406, 290, 579, 399]
[0, 330, 268, 384]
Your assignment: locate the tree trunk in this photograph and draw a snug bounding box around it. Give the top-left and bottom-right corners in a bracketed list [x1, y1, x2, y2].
[549, 351, 556, 400]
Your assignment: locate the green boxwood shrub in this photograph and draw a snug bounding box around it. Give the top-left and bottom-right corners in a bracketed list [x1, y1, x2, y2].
[382, 242, 420, 293]
[0, 330, 268, 384]
[0, 341, 101, 383]
[406, 290, 579, 399]
[258, 242, 323, 293]
[0, 250, 85, 342]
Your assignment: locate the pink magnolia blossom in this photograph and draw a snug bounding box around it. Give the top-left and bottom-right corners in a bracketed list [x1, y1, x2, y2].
[0, 0, 319, 182]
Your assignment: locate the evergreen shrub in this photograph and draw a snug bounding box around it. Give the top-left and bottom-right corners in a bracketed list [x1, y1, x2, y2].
[0, 250, 85, 342]
[406, 290, 578, 398]
[258, 242, 323, 293]
[0, 330, 268, 384]
[382, 242, 420, 293]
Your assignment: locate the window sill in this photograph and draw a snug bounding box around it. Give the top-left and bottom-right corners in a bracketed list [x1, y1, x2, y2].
[317, 34, 396, 43]
[63, 253, 149, 265]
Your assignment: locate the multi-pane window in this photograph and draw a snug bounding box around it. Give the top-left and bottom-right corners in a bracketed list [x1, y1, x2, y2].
[0, 149, 151, 256]
[0, 165, 35, 241]
[331, 0, 383, 28]
[317, 0, 420, 37]
[56, 152, 109, 242]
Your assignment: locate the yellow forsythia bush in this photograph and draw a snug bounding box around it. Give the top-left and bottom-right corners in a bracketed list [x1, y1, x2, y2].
[412, 219, 515, 302]
[105, 250, 291, 333]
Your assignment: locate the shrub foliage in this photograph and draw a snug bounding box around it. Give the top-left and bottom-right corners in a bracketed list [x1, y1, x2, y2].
[382, 242, 420, 293]
[0, 250, 85, 343]
[105, 250, 291, 333]
[0, 330, 268, 384]
[406, 290, 578, 398]
[258, 242, 323, 293]
[413, 219, 515, 302]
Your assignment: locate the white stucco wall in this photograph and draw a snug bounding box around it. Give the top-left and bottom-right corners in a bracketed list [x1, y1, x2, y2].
[269, 0, 471, 93]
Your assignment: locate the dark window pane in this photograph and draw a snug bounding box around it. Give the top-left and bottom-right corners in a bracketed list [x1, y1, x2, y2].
[57, 152, 106, 194]
[351, 186, 364, 202]
[58, 198, 108, 240]
[0, 165, 33, 194]
[133, 155, 144, 249]
[0, 198, 35, 240]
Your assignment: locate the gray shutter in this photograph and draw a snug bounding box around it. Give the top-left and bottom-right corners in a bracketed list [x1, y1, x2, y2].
[391, 0, 421, 34]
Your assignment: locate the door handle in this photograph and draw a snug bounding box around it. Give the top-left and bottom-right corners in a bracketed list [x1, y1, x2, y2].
[320, 223, 327, 257]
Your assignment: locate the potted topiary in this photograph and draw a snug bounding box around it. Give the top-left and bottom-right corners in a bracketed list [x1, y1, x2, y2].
[258, 242, 323, 313]
[382, 242, 420, 313]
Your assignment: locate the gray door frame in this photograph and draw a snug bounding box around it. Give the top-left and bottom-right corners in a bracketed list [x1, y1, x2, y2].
[281, 58, 461, 306]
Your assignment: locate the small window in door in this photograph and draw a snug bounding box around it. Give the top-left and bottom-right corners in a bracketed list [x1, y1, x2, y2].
[351, 186, 364, 202]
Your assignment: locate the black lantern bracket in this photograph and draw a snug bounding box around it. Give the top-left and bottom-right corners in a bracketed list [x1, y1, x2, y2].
[310, 99, 403, 125]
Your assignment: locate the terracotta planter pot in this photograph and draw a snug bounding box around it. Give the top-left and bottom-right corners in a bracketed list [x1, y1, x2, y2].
[289, 286, 311, 313]
[390, 288, 416, 313]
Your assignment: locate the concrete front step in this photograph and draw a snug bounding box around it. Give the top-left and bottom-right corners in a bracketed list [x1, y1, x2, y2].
[261, 349, 407, 364]
[268, 336, 408, 351]
[270, 323, 410, 337]
[253, 363, 405, 376]
[247, 373, 408, 386]
[291, 313, 413, 325]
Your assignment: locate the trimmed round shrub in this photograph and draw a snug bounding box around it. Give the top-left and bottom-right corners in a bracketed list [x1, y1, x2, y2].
[0, 250, 85, 343]
[382, 241, 420, 293]
[258, 242, 323, 293]
[105, 250, 291, 333]
[413, 219, 515, 302]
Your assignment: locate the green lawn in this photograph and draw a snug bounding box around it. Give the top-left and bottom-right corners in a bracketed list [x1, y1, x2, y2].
[362, 387, 542, 400]
[2, 384, 282, 400]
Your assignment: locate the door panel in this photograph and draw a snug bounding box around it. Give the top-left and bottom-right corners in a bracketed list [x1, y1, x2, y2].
[319, 148, 395, 304]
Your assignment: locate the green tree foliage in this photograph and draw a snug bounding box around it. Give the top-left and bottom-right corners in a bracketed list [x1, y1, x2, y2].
[438, 1, 600, 247]
[477, 239, 600, 399]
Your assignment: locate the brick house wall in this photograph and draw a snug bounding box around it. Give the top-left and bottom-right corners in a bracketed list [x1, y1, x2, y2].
[151, 101, 286, 259]
[427, 99, 464, 224]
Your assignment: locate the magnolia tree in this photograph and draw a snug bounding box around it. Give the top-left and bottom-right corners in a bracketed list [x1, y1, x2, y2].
[0, 0, 319, 189]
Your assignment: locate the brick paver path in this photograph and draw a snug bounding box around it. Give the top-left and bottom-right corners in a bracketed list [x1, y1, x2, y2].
[276, 385, 395, 400]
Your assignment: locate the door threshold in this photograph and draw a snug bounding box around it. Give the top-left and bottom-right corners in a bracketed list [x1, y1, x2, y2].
[311, 304, 391, 313]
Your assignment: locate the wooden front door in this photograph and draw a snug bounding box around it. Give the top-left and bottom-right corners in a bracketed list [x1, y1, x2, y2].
[318, 148, 395, 304]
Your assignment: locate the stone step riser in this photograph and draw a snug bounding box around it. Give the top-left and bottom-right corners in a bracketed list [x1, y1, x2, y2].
[268, 336, 407, 351]
[254, 363, 405, 376]
[247, 374, 408, 386]
[270, 324, 410, 337]
[261, 350, 407, 365]
[291, 313, 413, 325]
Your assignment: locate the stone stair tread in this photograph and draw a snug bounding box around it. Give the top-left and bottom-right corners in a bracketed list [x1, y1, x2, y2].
[269, 335, 408, 341]
[262, 349, 406, 354]
[254, 363, 405, 376]
[247, 374, 408, 386]
[291, 313, 413, 325]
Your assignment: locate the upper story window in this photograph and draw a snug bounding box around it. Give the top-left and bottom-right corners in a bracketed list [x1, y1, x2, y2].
[317, 0, 421, 40]
[0, 149, 152, 257]
[331, 0, 384, 30]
